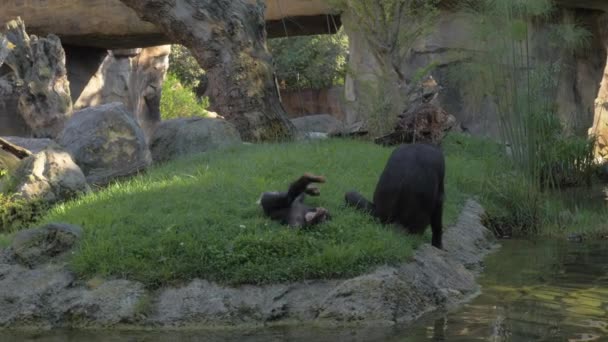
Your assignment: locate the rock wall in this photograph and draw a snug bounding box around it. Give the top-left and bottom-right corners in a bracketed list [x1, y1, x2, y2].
[342, 7, 607, 139]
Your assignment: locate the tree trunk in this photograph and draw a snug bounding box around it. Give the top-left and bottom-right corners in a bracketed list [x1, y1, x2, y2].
[118, 0, 295, 141]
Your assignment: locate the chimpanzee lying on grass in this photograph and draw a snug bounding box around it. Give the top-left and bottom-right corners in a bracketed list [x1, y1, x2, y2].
[345, 143, 445, 249]
[258, 173, 330, 228]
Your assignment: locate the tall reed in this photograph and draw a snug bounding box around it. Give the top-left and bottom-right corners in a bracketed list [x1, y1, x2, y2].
[457, 0, 595, 190]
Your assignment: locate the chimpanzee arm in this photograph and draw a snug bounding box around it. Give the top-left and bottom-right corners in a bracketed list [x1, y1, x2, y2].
[286, 173, 325, 204]
[345, 191, 376, 215]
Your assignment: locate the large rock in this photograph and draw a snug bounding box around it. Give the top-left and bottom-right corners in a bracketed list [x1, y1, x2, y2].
[2, 18, 72, 138]
[1, 136, 56, 154]
[291, 114, 346, 135]
[149, 117, 242, 163]
[0, 263, 145, 327]
[12, 146, 90, 203]
[8, 223, 82, 267]
[57, 102, 151, 185]
[0, 149, 20, 173]
[70, 45, 171, 141]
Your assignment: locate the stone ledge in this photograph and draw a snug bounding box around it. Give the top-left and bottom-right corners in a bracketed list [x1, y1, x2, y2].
[0, 199, 499, 329]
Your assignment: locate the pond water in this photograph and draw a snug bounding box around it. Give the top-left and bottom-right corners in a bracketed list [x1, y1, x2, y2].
[3, 239, 608, 342]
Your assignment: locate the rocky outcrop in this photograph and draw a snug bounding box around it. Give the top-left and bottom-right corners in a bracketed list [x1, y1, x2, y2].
[149, 117, 242, 164]
[70, 45, 171, 141]
[291, 114, 346, 135]
[0, 137, 30, 191]
[57, 102, 151, 185]
[0, 199, 497, 329]
[11, 146, 90, 204]
[1, 18, 72, 138]
[342, 6, 607, 140]
[8, 223, 82, 267]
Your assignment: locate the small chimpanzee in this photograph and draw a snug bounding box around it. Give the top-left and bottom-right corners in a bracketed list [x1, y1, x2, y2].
[345, 143, 445, 249]
[258, 173, 331, 228]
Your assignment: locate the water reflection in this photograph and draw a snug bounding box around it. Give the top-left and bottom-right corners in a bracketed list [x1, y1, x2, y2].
[397, 239, 608, 341]
[2, 240, 607, 341]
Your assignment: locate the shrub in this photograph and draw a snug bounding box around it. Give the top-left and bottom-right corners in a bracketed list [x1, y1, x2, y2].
[268, 30, 349, 91]
[160, 73, 210, 120]
[0, 193, 48, 233]
[168, 45, 206, 89]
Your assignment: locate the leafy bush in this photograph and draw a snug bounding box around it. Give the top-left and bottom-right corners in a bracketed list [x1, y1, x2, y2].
[268, 31, 349, 90]
[0, 193, 48, 233]
[168, 45, 206, 89]
[160, 73, 210, 120]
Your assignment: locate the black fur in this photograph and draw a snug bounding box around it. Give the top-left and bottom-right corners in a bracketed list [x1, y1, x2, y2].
[259, 174, 330, 228]
[345, 144, 445, 248]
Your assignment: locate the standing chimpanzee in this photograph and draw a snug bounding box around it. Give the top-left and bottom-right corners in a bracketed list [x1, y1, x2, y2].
[258, 173, 331, 228]
[345, 144, 445, 248]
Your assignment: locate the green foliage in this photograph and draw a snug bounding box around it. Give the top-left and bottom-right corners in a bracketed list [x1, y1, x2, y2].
[454, 0, 596, 190]
[0, 193, 49, 233]
[160, 73, 210, 120]
[168, 45, 205, 89]
[443, 133, 607, 238]
[331, 0, 439, 74]
[329, 0, 440, 137]
[359, 80, 400, 137]
[268, 31, 349, 90]
[0, 234, 11, 248]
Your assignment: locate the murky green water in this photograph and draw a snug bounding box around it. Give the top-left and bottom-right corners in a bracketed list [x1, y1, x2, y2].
[2, 239, 607, 341]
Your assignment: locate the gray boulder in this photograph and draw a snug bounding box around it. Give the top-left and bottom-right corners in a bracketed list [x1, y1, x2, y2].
[0, 262, 145, 327]
[149, 117, 242, 163]
[291, 114, 345, 135]
[0, 149, 20, 174]
[9, 223, 82, 267]
[12, 146, 90, 203]
[58, 102, 152, 185]
[1, 136, 56, 154]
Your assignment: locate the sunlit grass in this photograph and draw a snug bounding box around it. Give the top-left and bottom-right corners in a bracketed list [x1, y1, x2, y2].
[43, 139, 438, 286]
[35, 133, 607, 287]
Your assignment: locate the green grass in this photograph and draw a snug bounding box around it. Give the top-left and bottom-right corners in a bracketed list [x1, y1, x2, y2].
[31, 133, 608, 287]
[41, 139, 435, 287]
[0, 233, 11, 248]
